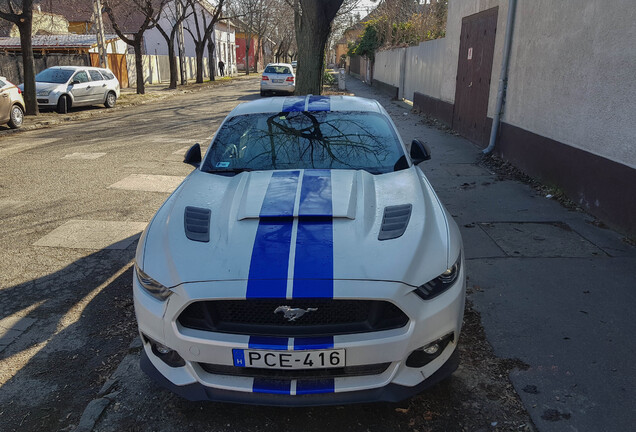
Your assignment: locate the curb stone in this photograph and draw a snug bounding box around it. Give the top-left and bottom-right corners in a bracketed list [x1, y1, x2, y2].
[72, 338, 142, 432]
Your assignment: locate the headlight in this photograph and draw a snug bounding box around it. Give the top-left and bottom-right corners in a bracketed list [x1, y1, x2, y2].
[135, 263, 172, 301]
[414, 254, 462, 300]
[37, 89, 52, 96]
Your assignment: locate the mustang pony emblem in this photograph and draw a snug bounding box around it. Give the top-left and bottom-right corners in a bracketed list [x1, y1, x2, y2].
[274, 306, 318, 322]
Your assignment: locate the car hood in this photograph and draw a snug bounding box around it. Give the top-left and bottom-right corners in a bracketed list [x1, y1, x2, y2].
[29, 82, 66, 91]
[139, 167, 460, 288]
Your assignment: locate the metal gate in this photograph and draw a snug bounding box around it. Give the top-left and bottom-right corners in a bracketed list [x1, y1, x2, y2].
[453, 7, 498, 146]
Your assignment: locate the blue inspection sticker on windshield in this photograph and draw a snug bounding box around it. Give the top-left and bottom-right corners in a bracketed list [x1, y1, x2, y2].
[216, 161, 230, 168]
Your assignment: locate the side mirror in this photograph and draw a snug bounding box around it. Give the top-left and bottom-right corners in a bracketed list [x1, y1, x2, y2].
[410, 139, 431, 164]
[184, 143, 202, 167]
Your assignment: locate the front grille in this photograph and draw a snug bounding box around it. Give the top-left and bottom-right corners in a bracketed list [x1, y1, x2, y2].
[178, 299, 409, 337]
[199, 362, 391, 379]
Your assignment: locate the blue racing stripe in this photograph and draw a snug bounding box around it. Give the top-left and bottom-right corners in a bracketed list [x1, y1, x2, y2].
[259, 171, 300, 217]
[248, 336, 289, 350]
[282, 96, 306, 112]
[294, 336, 334, 350]
[253, 379, 291, 394]
[246, 171, 299, 298]
[298, 170, 332, 216]
[293, 170, 334, 298]
[307, 95, 331, 111]
[296, 379, 335, 395]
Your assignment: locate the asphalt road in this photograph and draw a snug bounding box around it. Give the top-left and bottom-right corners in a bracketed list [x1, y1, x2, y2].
[0, 78, 262, 431]
[2, 75, 633, 432]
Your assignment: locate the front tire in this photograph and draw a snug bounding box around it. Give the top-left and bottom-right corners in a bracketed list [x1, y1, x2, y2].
[8, 104, 23, 129]
[104, 91, 116, 108]
[57, 95, 69, 114]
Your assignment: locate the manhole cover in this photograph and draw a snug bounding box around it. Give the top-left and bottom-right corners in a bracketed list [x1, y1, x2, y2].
[479, 222, 604, 257]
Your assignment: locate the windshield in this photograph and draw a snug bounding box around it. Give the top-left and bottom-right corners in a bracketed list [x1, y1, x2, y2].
[202, 111, 406, 174]
[264, 66, 291, 74]
[36, 69, 74, 84]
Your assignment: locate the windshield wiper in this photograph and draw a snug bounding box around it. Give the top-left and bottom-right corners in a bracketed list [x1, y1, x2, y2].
[206, 168, 253, 175]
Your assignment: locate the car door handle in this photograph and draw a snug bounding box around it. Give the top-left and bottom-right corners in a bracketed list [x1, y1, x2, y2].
[102, 84, 106, 87]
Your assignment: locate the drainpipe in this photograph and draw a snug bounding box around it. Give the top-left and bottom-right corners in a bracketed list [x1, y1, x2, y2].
[483, 0, 518, 154]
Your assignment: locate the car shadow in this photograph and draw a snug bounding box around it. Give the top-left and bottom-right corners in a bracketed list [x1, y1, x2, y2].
[0, 235, 140, 432]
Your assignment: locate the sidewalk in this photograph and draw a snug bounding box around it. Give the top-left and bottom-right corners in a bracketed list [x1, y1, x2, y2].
[120, 73, 258, 94]
[345, 77, 636, 431]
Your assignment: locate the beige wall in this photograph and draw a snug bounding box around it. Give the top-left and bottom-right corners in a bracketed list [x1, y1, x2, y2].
[441, 0, 636, 168]
[10, 12, 69, 37]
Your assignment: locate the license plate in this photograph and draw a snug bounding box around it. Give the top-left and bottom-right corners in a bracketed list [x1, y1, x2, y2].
[233, 349, 345, 369]
[272, 79, 283, 83]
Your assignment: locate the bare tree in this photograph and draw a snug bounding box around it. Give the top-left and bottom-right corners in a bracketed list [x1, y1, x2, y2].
[230, 0, 258, 75]
[103, 0, 166, 94]
[294, 0, 344, 95]
[150, 0, 190, 89]
[0, 0, 37, 115]
[183, 0, 225, 83]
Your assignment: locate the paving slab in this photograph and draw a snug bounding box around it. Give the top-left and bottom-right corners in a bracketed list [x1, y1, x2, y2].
[33, 220, 147, 250]
[479, 222, 606, 257]
[108, 174, 186, 193]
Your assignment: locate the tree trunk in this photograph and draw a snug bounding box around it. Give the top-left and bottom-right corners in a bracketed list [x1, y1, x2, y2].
[244, 37, 250, 76]
[195, 42, 205, 83]
[294, 0, 343, 95]
[167, 39, 178, 89]
[18, 20, 37, 115]
[207, 38, 215, 81]
[253, 38, 260, 73]
[134, 40, 145, 94]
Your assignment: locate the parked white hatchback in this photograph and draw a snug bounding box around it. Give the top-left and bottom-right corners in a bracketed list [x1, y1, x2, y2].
[260, 63, 295, 96]
[21, 66, 120, 114]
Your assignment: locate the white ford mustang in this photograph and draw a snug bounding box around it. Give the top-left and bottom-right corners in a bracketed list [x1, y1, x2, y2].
[134, 95, 465, 405]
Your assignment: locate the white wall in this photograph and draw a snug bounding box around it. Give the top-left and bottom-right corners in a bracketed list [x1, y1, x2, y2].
[374, 0, 636, 168]
[374, 48, 404, 88]
[403, 38, 446, 102]
[503, 0, 636, 168]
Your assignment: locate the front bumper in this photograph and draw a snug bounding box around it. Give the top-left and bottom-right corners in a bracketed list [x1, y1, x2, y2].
[134, 268, 465, 405]
[141, 346, 459, 406]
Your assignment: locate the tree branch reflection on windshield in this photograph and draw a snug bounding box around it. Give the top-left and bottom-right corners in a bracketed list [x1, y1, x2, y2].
[203, 111, 405, 174]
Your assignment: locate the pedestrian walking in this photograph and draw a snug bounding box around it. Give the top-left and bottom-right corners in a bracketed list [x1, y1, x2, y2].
[218, 60, 225, 77]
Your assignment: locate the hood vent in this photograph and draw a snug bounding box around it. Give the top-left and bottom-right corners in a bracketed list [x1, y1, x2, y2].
[184, 206, 211, 242]
[378, 204, 412, 241]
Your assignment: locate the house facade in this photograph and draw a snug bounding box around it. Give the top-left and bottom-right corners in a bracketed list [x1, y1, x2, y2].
[144, 0, 237, 77]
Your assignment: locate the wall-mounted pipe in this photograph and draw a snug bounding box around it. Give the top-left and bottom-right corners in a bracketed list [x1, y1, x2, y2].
[483, 0, 518, 154]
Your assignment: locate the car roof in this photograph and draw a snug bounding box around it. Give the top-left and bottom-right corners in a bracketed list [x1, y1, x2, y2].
[43, 65, 111, 72]
[265, 63, 293, 68]
[229, 96, 384, 117]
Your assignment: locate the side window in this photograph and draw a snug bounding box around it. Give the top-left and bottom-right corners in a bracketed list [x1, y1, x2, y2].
[0, 79, 6, 88]
[101, 70, 115, 80]
[89, 70, 104, 81]
[73, 71, 89, 83]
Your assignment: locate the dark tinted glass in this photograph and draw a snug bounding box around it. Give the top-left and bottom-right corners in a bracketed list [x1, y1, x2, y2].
[202, 111, 405, 174]
[73, 71, 89, 83]
[101, 70, 115, 80]
[35, 69, 74, 84]
[89, 70, 104, 81]
[264, 66, 291, 74]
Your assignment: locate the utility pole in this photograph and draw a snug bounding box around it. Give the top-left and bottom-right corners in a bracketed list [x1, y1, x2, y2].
[94, 0, 108, 68]
[176, 0, 187, 85]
